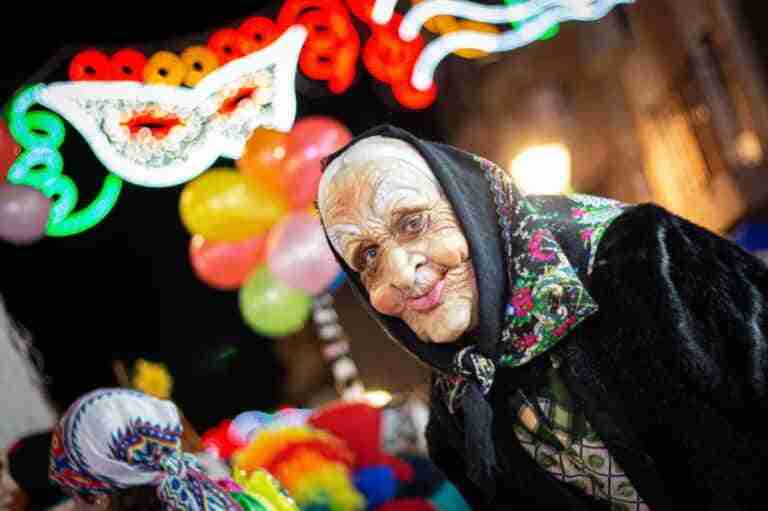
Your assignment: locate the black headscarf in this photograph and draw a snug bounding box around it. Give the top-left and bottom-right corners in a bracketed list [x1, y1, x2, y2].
[319, 125, 625, 498]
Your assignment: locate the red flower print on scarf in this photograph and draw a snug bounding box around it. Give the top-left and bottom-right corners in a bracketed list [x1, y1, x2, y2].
[571, 207, 586, 218]
[529, 229, 557, 262]
[511, 287, 534, 316]
[514, 333, 539, 350]
[580, 228, 594, 242]
[553, 316, 577, 337]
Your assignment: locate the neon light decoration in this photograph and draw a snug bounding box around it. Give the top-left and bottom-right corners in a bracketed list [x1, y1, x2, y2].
[409, 0, 499, 60]
[400, 0, 633, 91]
[278, 0, 360, 95]
[371, 0, 397, 24]
[6, 85, 124, 236]
[504, 0, 559, 40]
[37, 26, 306, 188]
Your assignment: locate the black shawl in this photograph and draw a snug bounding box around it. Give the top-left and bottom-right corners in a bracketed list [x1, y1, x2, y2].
[320, 125, 768, 510]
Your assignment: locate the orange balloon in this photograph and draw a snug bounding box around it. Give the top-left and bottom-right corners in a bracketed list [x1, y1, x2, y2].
[189, 234, 267, 290]
[237, 128, 288, 195]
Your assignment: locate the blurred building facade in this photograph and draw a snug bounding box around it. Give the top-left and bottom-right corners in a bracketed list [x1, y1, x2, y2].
[439, 0, 768, 233]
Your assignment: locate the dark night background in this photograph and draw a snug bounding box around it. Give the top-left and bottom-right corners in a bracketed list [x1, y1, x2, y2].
[0, 2, 440, 429]
[1, 1, 766, 429]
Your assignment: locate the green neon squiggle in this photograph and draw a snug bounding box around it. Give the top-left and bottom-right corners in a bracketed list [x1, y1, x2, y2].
[47, 175, 123, 236]
[505, 0, 560, 40]
[6, 84, 123, 236]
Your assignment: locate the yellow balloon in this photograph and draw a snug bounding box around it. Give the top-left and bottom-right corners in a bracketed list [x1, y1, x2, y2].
[180, 168, 287, 242]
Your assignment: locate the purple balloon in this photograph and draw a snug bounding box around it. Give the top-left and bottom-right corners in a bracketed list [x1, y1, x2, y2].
[267, 212, 341, 295]
[0, 184, 51, 245]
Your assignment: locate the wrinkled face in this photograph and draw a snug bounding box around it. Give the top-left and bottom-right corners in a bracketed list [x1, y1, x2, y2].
[319, 157, 479, 343]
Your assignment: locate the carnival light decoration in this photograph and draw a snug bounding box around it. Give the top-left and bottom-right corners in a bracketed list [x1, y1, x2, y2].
[409, 0, 499, 59]
[396, 0, 634, 90]
[5, 85, 124, 237]
[39, 26, 307, 188]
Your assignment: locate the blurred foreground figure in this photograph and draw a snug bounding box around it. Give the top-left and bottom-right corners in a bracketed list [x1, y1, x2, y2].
[48, 389, 278, 511]
[318, 125, 768, 510]
[0, 297, 55, 448]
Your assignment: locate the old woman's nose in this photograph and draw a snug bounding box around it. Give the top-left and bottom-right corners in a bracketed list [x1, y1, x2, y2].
[370, 247, 424, 315]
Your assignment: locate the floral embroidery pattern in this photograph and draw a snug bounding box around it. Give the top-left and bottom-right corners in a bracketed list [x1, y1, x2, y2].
[434, 156, 626, 413]
[476, 156, 626, 368]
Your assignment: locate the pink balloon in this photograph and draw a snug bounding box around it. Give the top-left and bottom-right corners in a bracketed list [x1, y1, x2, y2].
[1, 120, 21, 182]
[0, 184, 50, 245]
[267, 212, 341, 295]
[281, 116, 351, 209]
[189, 233, 267, 290]
[282, 157, 324, 210]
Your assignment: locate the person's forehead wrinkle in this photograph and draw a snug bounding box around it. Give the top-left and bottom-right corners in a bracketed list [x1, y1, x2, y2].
[321, 166, 375, 221]
[371, 173, 430, 218]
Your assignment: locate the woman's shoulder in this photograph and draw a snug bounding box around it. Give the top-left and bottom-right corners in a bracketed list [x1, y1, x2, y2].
[594, 202, 690, 261]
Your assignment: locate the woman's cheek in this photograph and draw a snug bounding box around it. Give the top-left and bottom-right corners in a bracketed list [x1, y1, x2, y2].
[427, 230, 469, 268]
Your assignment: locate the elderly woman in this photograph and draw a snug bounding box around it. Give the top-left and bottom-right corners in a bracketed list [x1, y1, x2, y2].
[48, 389, 280, 511]
[317, 125, 768, 510]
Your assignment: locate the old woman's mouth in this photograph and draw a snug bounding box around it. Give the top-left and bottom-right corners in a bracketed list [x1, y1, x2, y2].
[407, 278, 446, 312]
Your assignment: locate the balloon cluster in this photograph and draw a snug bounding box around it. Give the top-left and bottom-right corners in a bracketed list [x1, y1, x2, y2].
[182, 116, 351, 338]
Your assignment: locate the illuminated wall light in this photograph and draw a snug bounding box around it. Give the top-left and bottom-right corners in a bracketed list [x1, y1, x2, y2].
[363, 390, 393, 407]
[509, 143, 572, 195]
[735, 130, 763, 166]
[404, 0, 633, 91]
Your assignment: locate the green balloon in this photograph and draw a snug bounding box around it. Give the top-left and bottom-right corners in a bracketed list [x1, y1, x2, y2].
[239, 266, 312, 337]
[230, 492, 270, 511]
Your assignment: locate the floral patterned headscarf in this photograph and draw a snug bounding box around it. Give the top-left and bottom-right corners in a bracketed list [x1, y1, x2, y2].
[49, 388, 242, 510]
[319, 125, 627, 497]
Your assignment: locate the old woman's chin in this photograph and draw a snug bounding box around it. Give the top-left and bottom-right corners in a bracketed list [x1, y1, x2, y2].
[423, 300, 473, 344]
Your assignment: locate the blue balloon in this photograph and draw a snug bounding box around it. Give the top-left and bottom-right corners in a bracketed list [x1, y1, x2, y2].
[325, 271, 347, 294]
[353, 465, 397, 508]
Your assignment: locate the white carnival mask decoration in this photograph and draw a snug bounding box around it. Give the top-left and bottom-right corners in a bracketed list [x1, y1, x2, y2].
[36, 26, 307, 188]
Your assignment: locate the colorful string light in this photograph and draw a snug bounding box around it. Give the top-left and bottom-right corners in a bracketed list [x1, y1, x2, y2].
[406, 0, 634, 90]
[504, 0, 559, 40]
[408, 0, 499, 59]
[278, 0, 360, 95]
[6, 85, 124, 236]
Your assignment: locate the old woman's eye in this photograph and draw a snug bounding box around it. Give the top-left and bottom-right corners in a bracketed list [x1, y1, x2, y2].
[402, 213, 427, 235]
[357, 245, 379, 270]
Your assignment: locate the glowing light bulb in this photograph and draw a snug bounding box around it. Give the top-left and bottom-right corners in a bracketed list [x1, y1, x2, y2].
[364, 390, 393, 407]
[509, 143, 572, 195]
